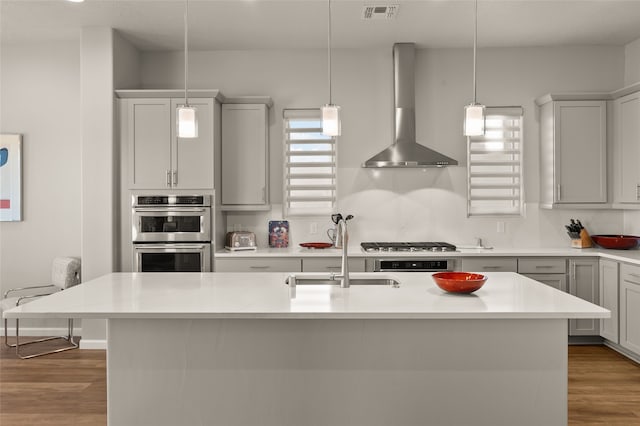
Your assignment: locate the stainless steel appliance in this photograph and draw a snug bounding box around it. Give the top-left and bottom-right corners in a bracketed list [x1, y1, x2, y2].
[361, 242, 457, 253]
[373, 258, 454, 272]
[133, 243, 211, 272]
[225, 231, 257, 251]
[132, 195, 211, 242]
[132, 195, 212, 272]
[361, 242, 457, 272]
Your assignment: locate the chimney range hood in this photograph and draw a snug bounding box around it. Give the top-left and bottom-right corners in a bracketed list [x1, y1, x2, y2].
[363, 43, 458, 168]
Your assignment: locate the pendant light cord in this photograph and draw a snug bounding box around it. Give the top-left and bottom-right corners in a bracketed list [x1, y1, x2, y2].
[184, 0, 190, 107]
[327, 0, 332, 105]
[472, 0, 478, 105]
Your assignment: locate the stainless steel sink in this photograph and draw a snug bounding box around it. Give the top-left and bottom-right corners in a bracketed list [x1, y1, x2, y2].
[286, 275, 400, 288]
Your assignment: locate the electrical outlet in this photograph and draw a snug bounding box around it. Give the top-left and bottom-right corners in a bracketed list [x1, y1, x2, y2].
[310, 222, 318, 234]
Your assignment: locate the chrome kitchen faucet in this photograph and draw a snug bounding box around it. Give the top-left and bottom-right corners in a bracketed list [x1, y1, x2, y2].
[330, 213, 354, 288]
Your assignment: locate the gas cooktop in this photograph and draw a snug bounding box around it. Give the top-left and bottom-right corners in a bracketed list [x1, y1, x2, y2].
[360, 242, 457, 253]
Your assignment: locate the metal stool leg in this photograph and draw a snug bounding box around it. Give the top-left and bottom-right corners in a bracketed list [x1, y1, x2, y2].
[5, 317, 79, 359]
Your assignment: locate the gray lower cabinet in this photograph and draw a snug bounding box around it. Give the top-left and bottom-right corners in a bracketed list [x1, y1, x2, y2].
[568, 258, 599, 336]
[521, 274, 567, 292]
[620, 263, 640, 353]
[215, 258, 302, 273]
[302, 258, 365, 273]
[599, 259, 619, 343]
[518, 258, 567, 292]
[461, 257, 517, 272]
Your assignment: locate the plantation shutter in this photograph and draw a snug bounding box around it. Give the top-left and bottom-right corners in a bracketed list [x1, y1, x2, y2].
[284, 109, 336, 216]
[468, 106, 524, 216]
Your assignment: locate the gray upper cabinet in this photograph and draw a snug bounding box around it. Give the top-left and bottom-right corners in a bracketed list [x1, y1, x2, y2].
[613, 91, 640, 205]
[221, 102, 271, 211]
[538, 99, 607, 208]
[118, 92, 217, 190]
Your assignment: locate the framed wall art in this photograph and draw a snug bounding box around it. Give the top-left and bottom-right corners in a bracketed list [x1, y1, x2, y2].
[0, 134, 22, 221]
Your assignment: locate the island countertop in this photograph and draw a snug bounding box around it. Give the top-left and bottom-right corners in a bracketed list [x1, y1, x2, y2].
[3, 272, 609, 320]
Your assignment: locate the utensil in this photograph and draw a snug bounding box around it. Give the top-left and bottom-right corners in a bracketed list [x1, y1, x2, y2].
[432, 272, 487, 294]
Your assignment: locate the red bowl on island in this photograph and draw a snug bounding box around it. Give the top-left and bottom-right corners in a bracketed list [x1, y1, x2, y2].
[590, 235, 640, 250]
[432, 272, 487, 294]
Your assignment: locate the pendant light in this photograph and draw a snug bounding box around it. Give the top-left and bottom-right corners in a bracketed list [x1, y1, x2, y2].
[321, 0, 341, 136]
[176, 0, 198, 139]
[463, 0, 485, 137]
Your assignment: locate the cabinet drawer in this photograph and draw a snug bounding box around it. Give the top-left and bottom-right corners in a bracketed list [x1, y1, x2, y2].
[621, 263, 640, 285]
[302, 258, 365, 273]
[517, 258, 567, 274]
[461, 258, 517, 272]
[521, 273, 567, 292]
[215, 258, 301, 273]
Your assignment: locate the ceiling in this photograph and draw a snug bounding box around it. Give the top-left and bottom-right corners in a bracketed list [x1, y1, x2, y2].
[2, 0, 640, 51]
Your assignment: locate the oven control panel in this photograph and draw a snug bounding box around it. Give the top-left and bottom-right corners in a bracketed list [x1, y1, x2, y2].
[373, 259, 455, 272]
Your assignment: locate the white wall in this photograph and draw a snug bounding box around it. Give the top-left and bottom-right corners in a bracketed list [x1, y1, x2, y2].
[142, 45, 625, 249]
[0, 41, 82, 331]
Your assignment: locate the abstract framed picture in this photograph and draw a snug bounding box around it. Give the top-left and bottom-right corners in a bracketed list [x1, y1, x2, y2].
[0, 134, 22, 221]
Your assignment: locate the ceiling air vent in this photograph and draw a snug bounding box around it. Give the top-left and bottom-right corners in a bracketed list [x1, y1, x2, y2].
[362, 5, 399, 20]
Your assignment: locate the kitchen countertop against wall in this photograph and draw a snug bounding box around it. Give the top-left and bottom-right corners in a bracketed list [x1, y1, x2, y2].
[215, 245, 640, 264]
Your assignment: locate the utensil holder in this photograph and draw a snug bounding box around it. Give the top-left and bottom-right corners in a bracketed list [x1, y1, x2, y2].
[571, 229, 593, 249]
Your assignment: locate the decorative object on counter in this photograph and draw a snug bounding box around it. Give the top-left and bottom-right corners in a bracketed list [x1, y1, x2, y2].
[321, 0, 341, 136]
[269, 220, 289, 248]
[463, 0, 485, 137]
[0, 134, 21, 221]
[432, 272, 487, 294]
[330, 213, 353, 248]
[225, 231, 257, 251]
[299, 242, 333, 249]
[176, 0, 198, 138]
[591, 235, 640, 250]
[565, 218, 592, 248]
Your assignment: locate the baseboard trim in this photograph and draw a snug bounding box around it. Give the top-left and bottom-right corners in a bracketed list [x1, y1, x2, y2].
[79, 339, 107, 350]
[603, 340, 640, 365]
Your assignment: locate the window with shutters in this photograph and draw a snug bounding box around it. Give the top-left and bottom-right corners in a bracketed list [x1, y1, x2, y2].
[284, 109, 336, 216]
[467, 106, 524, 217]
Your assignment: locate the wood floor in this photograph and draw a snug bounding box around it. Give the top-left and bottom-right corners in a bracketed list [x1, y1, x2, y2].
[1, 342, 639, 425]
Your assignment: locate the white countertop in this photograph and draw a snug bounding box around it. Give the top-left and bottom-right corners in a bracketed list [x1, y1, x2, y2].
[3, 272, 609, 320]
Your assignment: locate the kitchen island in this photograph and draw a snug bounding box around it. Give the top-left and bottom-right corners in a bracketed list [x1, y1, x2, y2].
[4, 272, 608, 426]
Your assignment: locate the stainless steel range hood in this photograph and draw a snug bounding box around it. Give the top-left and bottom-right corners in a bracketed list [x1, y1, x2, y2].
[363, 43, 458, 168]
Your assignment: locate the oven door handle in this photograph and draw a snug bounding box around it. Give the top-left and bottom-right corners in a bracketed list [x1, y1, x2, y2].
[133, 207, 208, 214]
[134, 243, 208, 250]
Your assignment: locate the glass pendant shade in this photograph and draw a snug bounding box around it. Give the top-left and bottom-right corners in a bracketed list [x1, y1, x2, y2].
[322, 104, 341, 136]
[177, 105, 198, 138]
[463, 103, 485, 137]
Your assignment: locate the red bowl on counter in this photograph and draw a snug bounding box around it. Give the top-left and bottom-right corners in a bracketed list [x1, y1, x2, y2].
[432, 272, 487, 294]
[591, 235, 640, 250]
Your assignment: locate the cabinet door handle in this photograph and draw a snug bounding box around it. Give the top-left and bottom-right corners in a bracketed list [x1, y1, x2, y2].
[482, 266, 502, 270]
[172, 170, 178, 186]
[628, 272, 640, 279]
[250, 265, 270, 270]
[166, 170, 171, 187]
[535, 265, 554, 269]
[557, 184, 561, 201]
[262, 187, 266, 202]
[636, 184, 640, 201]
[325, 266, 341, 271]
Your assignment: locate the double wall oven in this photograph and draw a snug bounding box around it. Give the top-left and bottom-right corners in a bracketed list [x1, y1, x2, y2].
[132, 195, 212, 272]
